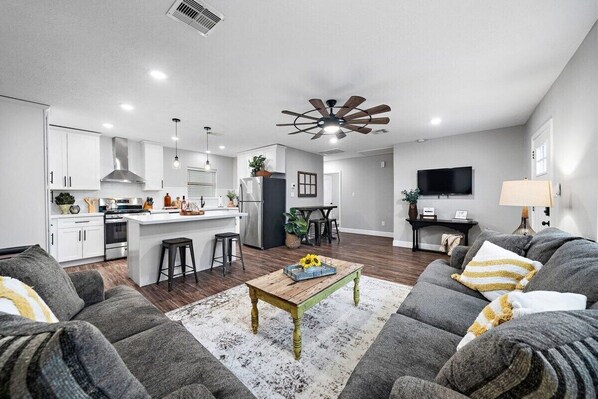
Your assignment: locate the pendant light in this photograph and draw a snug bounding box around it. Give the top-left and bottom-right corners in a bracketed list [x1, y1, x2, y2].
[172, 118, 181, 169]
[204, 126, 211, 170]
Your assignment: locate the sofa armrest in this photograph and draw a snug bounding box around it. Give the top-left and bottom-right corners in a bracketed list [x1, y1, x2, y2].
[390, 376, 469, 399]
[162, 384, 215, 399]
[68, 270, 105, 306]
[449, 246, 470, 269]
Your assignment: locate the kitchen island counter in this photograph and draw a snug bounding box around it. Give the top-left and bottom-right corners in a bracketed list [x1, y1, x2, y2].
[126, 211, 247, 287]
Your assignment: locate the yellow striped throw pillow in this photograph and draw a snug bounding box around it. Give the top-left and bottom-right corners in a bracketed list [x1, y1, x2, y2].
[0, 276, 58, 323]
[451, 241, 542, 301]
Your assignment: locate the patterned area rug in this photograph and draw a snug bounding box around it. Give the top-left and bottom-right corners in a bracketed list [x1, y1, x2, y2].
[167, 276, 411, 399]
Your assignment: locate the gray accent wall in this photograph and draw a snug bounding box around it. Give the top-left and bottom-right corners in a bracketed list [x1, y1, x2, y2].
[324, 153, 394, 233]
[393, 126, 526, 248]
[525, 21, 598, 240]
[285, 147, 324, 212]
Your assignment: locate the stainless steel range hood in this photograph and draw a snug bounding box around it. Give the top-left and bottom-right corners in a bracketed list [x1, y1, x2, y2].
[101, 137, 146, 184]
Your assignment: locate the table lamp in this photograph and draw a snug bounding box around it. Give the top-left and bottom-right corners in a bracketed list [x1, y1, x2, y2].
[499, 179, 553, 236]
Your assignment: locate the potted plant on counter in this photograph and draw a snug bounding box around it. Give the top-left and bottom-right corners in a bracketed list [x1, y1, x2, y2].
[55, 192, 75, 215]
[249, 155, 272, 177]
[283, 208, 308, 249]
[401, 188, 421, 220]
[226, 190, 237, 207]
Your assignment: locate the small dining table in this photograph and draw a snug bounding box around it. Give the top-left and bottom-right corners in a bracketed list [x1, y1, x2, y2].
[293, 205, 337, 245]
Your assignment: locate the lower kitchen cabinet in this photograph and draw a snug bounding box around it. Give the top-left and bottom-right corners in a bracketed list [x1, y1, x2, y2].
[81, 225, 104, 258]
[54, 215, 104, 264]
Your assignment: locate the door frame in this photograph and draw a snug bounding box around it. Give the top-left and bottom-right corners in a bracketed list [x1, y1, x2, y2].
[324, 171, 342, 226]
[530, 118, 553, 231]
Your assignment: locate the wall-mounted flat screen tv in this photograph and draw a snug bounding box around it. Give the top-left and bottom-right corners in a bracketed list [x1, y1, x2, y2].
[417, 166, 473, 195]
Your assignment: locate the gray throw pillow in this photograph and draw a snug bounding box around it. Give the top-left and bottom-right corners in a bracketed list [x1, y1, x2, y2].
[524, 227, 582, 264]
[461, 230, 532, 268]
[0, 313, 150, 398]
[524, 239, 598, 304]
[0, 245, 84, 320]
[436, 309, 598, 398]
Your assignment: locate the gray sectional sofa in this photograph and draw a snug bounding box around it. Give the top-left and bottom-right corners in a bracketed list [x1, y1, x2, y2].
[340, 228, 598, 399]
[0, 245, 255, 399]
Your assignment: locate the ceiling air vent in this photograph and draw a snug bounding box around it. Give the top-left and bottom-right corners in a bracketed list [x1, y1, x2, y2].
[166, 0, 224, 36]
[318, 149, 344, 156]
[372, 129, 389, 135]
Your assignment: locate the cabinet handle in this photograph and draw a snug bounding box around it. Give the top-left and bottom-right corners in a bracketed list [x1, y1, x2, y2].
[69, 177, 72, 187]
[50, 171, 54, 184]
[84, 230, 87, 241]
[64, 176, 67, 187]
[78, 230, 81, 241]
[51, 233, 54, 245]
[162, 180, 164, 189]
[75, 221, 90, 223]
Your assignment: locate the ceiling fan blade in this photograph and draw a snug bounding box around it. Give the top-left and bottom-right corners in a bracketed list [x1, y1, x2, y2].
[282, 110, 319, 121]
[311, 130, 325, 140]
[335, 96, 366, 118]
[344, 124, 372, 134]
[276, 122, 317, 126]
[309, 99, 329, 118]
[346, 117, 390, 125]
[336, 131, 347, 140]
[287, 126, 320, 135]
[344, 104, 391, 121]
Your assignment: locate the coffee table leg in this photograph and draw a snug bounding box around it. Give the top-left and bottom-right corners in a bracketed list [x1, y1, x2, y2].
[249, 288, 259, 334]
[354, 272, 361, 306]
[291, 309, 302, 360]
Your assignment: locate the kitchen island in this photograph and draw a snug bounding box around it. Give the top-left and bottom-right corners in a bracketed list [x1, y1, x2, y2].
[126, 211, 247, 287]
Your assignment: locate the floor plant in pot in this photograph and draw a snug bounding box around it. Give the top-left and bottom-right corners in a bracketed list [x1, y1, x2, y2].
[284, 208, 308, 249]
[249, 155, 272, 177]
[55, 192, 75, 215]
[401, 188, 420, 220]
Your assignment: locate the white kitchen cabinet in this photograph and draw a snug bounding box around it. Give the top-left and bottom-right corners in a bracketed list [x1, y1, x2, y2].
[237, 144, 286, 180]
[48, 128, 101, 191]
[82, 225, 104, 258]
[49, 221, 58, 260]
[141, 141, 164, 191]
[57, 227, 83, 262]
[56, 216, 104, 264]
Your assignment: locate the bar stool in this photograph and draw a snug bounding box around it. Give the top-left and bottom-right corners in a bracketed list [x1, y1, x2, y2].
[324, 218, 341, 243]
[210, 232, 245, 276]
[157, 237, 198, 292]
[309, 219, 330, 245]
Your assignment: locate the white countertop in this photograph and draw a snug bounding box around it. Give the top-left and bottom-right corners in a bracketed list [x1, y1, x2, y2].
[50, 213, 104, 219]
[125, 211, 247, 225]
[149, 207, 238, 214]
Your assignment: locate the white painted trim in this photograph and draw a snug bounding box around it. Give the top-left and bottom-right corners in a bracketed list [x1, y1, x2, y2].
[392, 239, 441, 251]
[339, 227, 393, 238]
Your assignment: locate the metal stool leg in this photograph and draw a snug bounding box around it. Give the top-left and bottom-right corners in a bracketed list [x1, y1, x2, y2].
[210, 238, 218, 270]
[167, 247, 176, 292]
[326, 220, 332, 244]
[228, 238, 233, 263]
[189, 243, 198, 283]
[334, 220, 340, 243]
[179, 245, 186, 280]
[221, 238, 229, 277]
[237, 238, 245, 270]
[157, 245, 166, 285]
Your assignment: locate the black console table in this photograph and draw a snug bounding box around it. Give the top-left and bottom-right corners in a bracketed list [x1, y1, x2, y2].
[406, 218, 478, 252]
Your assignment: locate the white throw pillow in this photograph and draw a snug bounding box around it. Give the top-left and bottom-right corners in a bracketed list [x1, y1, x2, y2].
[0, 276, 58, 323]
[452, 241, 543, 300]
[457, 290, 587, 350]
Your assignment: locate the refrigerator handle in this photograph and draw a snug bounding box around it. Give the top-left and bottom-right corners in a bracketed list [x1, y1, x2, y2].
[239, 184, 243, 212]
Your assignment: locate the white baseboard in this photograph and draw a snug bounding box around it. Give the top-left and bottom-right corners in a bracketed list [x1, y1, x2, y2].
[60, 256, 105, 268]
[339, 227, 394, 238]
[392, 240, 442, 252]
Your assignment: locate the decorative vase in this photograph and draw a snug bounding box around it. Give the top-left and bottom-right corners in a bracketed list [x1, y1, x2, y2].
[227, 201, 235, 208]
[285, 233, 301, 249]
[408, 203, 418, 220]
[256, 170, 272, 178]
[58, 204, 71, 214]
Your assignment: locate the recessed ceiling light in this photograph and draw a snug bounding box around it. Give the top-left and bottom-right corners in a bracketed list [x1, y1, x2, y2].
[219, 145, 225, 150]
[149, 70, 167, 80]
[171, 136, 179, 141]
[120, 103, 134, 111]
[329, 137, 338, 144]
[102, 123, 113, 129]
[416, 139, 427, 143]
[430, 117, 442, 125]
[206, 150, 211, 154]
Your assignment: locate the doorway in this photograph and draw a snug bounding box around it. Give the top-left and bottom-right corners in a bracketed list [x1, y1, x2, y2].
[531, 119, 553, 232]
[324, 172, 341, 225]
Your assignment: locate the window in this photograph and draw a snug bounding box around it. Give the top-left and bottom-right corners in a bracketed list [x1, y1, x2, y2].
[298, 171, 317, 197]
[188, 168, 216, 198]
[535, 143, 547, 176]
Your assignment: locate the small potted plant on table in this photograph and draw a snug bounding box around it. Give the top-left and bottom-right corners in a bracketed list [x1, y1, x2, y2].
[226, 190, 237, 207]
[55, 192, 75, 215]
[401, 188, 421, 220]
[249, 155, 271, 177]
[283, 208, 308, 249]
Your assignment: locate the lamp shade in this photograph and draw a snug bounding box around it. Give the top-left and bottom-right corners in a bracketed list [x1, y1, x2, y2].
[499, 180, 553, 207]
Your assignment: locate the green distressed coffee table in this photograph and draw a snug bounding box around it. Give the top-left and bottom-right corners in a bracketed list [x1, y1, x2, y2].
[246, 258, 363, 360]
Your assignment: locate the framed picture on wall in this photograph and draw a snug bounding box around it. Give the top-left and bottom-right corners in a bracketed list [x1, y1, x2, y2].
[298, 171, 317, 197]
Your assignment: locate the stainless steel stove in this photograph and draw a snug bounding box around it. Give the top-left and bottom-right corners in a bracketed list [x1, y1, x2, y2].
[100, 198, 149, 260]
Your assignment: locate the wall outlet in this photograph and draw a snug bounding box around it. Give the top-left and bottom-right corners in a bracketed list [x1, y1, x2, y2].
[381, 221, 385, 226]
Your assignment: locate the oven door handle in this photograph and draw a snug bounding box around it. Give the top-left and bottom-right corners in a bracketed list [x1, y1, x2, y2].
[105, 219, 126, 224]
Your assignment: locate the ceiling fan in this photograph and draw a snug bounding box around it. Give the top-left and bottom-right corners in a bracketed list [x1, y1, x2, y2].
[277, 96, 391, 140]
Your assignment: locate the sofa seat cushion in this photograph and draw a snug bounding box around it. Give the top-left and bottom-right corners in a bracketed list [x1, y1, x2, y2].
[524, 227, 581, 264]
[0, 245, 84, 320]
[461, 230, 532, 269]
[113, 321, 255, 399]
[397, 282, 489, 336]
[418, 260, 486, 300]
[339, 313, 461, 399]
[524, 239, 598, 304]
[73, 286, 169, 343]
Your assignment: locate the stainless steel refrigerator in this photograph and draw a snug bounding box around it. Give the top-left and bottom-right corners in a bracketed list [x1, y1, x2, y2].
[239, 177, 286, 249]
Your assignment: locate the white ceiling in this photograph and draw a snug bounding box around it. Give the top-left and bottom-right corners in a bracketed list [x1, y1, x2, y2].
[1, 1, 596, 160]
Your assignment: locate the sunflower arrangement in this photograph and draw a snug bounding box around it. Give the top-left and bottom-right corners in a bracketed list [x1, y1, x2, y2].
[298, 254, 322, 269]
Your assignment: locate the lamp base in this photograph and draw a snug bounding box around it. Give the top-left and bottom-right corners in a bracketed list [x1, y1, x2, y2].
[512, 217, 536, 236]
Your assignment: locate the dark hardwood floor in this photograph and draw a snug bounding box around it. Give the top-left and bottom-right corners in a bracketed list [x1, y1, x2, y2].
[67, 233, 446, 313]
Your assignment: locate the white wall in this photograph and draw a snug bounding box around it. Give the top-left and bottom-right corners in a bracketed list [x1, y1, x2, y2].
[285, 147, 324, 212]
[324, 153, 394, 234]
[525, 21, 598, 240]
[393, 126, 526, 248]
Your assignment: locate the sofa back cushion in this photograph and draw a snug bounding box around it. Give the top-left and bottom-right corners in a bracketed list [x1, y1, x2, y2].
[436, 309, 598, 398]
[461, 230, 532, 269]
[524, 227, 582, 264]
[0, 245, 83, 320]
[524, 239, 598, 304]
[0, 312, 150, 399]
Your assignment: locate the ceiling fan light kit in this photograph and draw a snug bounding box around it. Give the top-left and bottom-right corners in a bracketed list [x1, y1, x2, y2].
[278, 96, 391, 140]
